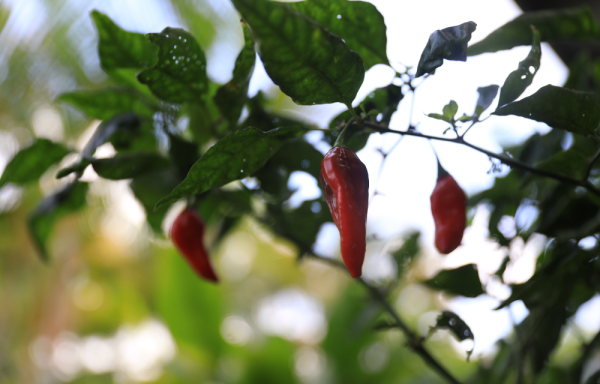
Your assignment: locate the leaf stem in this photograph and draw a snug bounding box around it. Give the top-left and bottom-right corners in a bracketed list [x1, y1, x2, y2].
[305, 253, 463, 384]
[361, 121, 600, 197]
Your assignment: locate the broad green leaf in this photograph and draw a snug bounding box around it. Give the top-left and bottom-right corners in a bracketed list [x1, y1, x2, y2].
[214, 23, 256, 128]
[91, 153, 170, 180]
[0, 139, 70, 189]
[390, 231, 420, 278]
[536, 148, 588, 180]
[58, 89, 156, 120]
[91, 11, 158, 70]
[493, 85, 600, 136]
[423, 264, 484, 298]
[474, 84, 499, 116]
[428, 100, 458, 123]
[290, 0, 388, 70]
[469, 6, 600, 56]
[154, 126, 305, 210]
[498, 26, 541, 107]
[28, 182, 89, 262]
[137, 28, 208, 103]
[232, 0, 365, 106]
[82, 113, 140, 159]
[416, 21, 477, 77]
[56, 159, 91, 179]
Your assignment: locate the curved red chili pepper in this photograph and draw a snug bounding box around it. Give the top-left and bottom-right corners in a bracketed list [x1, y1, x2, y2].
[171, 208, 219, 282]
[430, 174, 467, 254]
[320, 146, 369, 278]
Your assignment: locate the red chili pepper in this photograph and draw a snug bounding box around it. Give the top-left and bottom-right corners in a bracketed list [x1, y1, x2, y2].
[320, 146, 369, 278]
[430, 171, 467, 254]
[171, 208, 219, 282]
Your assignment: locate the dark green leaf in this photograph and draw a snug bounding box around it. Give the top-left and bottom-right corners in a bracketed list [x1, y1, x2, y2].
[56, 159, 91, 179]
[475, 85, 500, 116]
[493, 85, 600, 136]
[28, 182, 89, 261]
[536, 148, 588, 180]
[155, 126, 305, 210]
[468, 6, 600, 56]
[58, 89, 156, 120]
[168, 133, 200, 178]
[289, 0, 388, 70]
[91, 10, 158, 70]
[91, 152, 170, 180]
[214, 23, 256, 128]
[137, 28, 208, 103]
[428, 100, 458, 123]
[498, 26, 541, 108]
[232, 0, 365, 105]
[82, 113, 141, 159]
[416, 21, 477, 77]
[433, 311, 474, 341]
[390, 231, 420, 278]
[423, 264, 484, 298]
[0, 139, 70, 189]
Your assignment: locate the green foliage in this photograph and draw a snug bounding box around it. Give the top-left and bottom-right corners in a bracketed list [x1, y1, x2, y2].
[390, 231, 420, 278]
[0, 139, 70, 189]
[494, 85, 600, 136]
[155, 127, 306, 210]
[428, 100, 459, 123]
[27, 182, 89, 261]
[497, 26, 541, 107]
[232, 0, 365, 106]
[91, 152, 170, 180]
[290, 0, 388, 70]
[58, 89, 157, 120]
[138, 28, 209, 103]
[423, 264, 485, 298]
[416, 22, 477, 77]
[469, 6, 600, 56]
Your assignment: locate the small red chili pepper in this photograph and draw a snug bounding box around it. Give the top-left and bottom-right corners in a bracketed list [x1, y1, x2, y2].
[171, 208, 219, 282]
[320, 146, 369, 278]
[430, 166, 467, 254]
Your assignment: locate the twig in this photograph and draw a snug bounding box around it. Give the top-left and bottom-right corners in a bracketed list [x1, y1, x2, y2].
[305, 253, 463, 384]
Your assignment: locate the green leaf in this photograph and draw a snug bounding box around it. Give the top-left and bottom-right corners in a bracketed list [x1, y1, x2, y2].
[91, 152, 170, 180]
[137, 27, 208, 103]
[498, 26, 541, 108]
[536, 148, 588, 180]
[289, 0, 388, 70]
[58, 89, 156, 120]
[390, 231, 420, 278]
[474, 85, 500, 116]
[493, 85, 600, 136]
[28, 182, 89, 262]
[154, 126, 305, 210]
[82, 113, 141, 159]
[469, 6, 600, 56]
[232, 0, 365, 106]
[214, 23, 256, 128]
[416, 21, 477, 77]
[56, 159, 91, 179]
[0, 139, 70, 189]
[423, 264, 484, 298]
[91, 11, 158, 70]
[428, 100, 458, 123]
[433, 311, 474, 341]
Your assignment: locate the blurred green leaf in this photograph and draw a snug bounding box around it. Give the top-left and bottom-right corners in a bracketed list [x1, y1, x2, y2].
[56, 159, 91, 179]
[584, 370, 600, 384]
[0, 139, 70, 189]
[428, 100, 458, 123]
[241, 338, 298, 384]
[535, 148, 588, 180]
[432, 311, 474, 359]
[290, 0, 388, 70]
[155, 126, 305, 210]
[82, 113, 141, 159]
[474, 85, 499, 116]
[91, 10, 158, 70]
[214, 23, 256, 128]
[469, 6, 600, 56]
[498, 26, 541, 108]
[416, 21, 477, 77]
[424, 264, 484, 298]
[493, 85, 600, 136]
[138, 27, 208, 103]
[27, 182, 89, 261]
[168, 133, 200, 178]
[58, 89, 157, 120]
[91, 152, 170, 180]
[390, 231, 420, 278]
[232, 0, 365, 106]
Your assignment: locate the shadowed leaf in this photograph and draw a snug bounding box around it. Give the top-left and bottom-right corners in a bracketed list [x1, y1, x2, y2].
[424, 264, 484, 298]
[475, 85, 500, 116]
